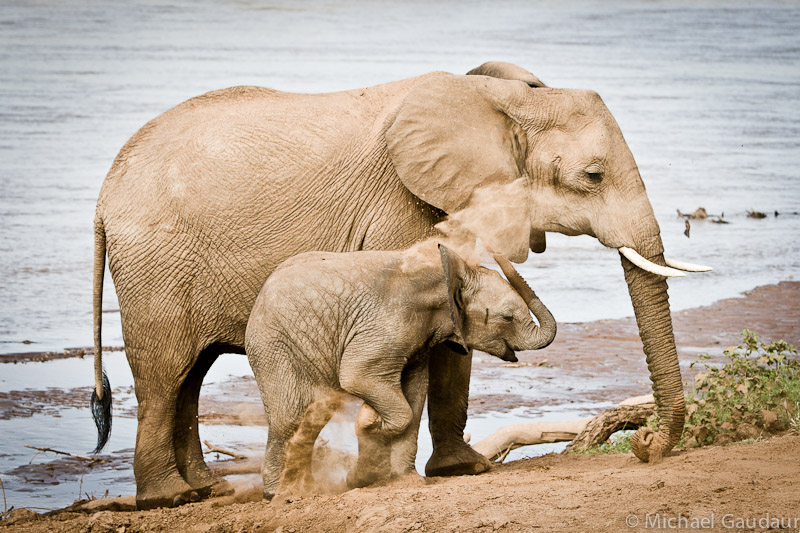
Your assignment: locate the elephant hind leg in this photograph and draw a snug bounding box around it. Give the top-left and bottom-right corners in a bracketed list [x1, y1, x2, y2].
[262, 428, 288, 501]
[174, 342, 241, 499]
[128, 341, 199, 510]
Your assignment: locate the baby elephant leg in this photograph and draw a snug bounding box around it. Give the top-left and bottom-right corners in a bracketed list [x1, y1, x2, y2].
[340, 349, 413, 488]
[340, 352, 413, 437]
[342, 379, 413, 488]
[347, 403, 391, 488]
[260, 371, 313, 501]
[348, 362, 429, 486]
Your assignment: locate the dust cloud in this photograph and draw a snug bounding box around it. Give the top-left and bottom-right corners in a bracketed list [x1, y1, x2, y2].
[435, 178, 531, 263]
[276, 392, 359, 499]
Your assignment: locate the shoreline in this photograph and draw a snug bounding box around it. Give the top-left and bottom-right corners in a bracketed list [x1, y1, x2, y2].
[7, 434, 800, 531]
[2, 281, 796, 427]
[2, 281, 797, 365]
[0, 346, 125, 365]
[0, 280, 797, 516]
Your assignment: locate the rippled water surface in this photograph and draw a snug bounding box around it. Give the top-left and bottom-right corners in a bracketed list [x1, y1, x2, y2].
[0, 1, 800, 353]
[2, 0, 799, 353]
[1, 0, 799, 510]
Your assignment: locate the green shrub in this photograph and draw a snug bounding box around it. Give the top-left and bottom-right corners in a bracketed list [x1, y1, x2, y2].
[576, 331, 799, 454]
[580, 431, 633, 454]
[682, 330, 799, 448]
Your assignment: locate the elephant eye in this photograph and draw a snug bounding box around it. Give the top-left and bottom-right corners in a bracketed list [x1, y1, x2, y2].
[586, 171, 603, 183]
[501, 313, 514, 322]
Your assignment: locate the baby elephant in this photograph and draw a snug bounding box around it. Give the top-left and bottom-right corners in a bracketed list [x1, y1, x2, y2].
[245, 240, 556, 498]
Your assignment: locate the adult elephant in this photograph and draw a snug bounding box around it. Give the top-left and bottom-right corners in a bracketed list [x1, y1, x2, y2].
[91, 61, 708, 509]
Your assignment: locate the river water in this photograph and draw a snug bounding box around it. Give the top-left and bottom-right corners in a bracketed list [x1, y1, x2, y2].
[1, 0, 799, 511]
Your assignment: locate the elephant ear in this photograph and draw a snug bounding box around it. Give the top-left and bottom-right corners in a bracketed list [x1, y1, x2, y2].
[438, 244, 469, 354]
[387, 74, 533, 262]
[466, 61, 547, 88]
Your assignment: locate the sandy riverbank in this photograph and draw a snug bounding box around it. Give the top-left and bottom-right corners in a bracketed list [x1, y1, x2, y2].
[4, 434, 799, 532]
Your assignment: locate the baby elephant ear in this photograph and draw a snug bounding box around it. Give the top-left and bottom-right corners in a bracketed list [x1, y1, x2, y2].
[438, 244, 469, 354]
[466, 61, 547, 88]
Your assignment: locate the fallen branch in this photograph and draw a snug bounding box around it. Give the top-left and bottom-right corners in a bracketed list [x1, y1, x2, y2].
[472, 419, 591, 462]
[472, 394, 655, 462]
[501, 359, 551, 368]
[209, 456, 261, 476]
[24, 445, 103, 463]
[565, 395, 656, 452]
[203, 440, 246, 460]
[57, 495, 137, 514]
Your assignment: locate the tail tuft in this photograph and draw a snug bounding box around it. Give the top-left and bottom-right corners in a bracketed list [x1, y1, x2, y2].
[90, 371, 112, 454]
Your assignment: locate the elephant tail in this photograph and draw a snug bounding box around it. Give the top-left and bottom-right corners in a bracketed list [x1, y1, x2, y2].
[91, 211, 112, 453]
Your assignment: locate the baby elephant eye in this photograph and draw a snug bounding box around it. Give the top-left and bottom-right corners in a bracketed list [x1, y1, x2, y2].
[586, 172, 603, 183]
[501, 313, 514, 322]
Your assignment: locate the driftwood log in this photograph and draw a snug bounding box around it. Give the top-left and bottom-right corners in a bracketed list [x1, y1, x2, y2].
[472, 394, 656, 462]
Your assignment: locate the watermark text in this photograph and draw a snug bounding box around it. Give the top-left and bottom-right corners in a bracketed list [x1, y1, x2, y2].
[625, 512, 800, 530]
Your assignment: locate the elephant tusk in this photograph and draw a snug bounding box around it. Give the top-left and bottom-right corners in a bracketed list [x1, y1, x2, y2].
[618, 247, 686, 278]
[664, 257, 713, 272]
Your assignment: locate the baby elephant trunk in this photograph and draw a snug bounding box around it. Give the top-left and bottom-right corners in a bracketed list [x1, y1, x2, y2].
[493, 253, 557, 350]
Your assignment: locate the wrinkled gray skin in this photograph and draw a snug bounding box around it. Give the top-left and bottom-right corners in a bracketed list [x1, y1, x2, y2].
[245, 242, 556, 498]
[92, 61, 685, 509]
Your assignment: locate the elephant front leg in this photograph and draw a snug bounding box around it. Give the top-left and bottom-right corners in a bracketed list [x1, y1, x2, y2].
[425, 344, 491, 477]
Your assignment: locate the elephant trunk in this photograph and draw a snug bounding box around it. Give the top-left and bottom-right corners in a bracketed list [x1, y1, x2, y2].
[493, 253, 557, 350]
[621, 234, 685, 462]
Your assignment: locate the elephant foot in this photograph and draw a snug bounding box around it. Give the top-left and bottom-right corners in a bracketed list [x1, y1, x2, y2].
[425, 443, 491, 477]
[136, 477, 200, 510]
[182, 461, 235, 500]
[193, 477, 235, 500]
[346, 463, 389, 489]
[136, 488, 199, 511]
[210, 477, 235, 497]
